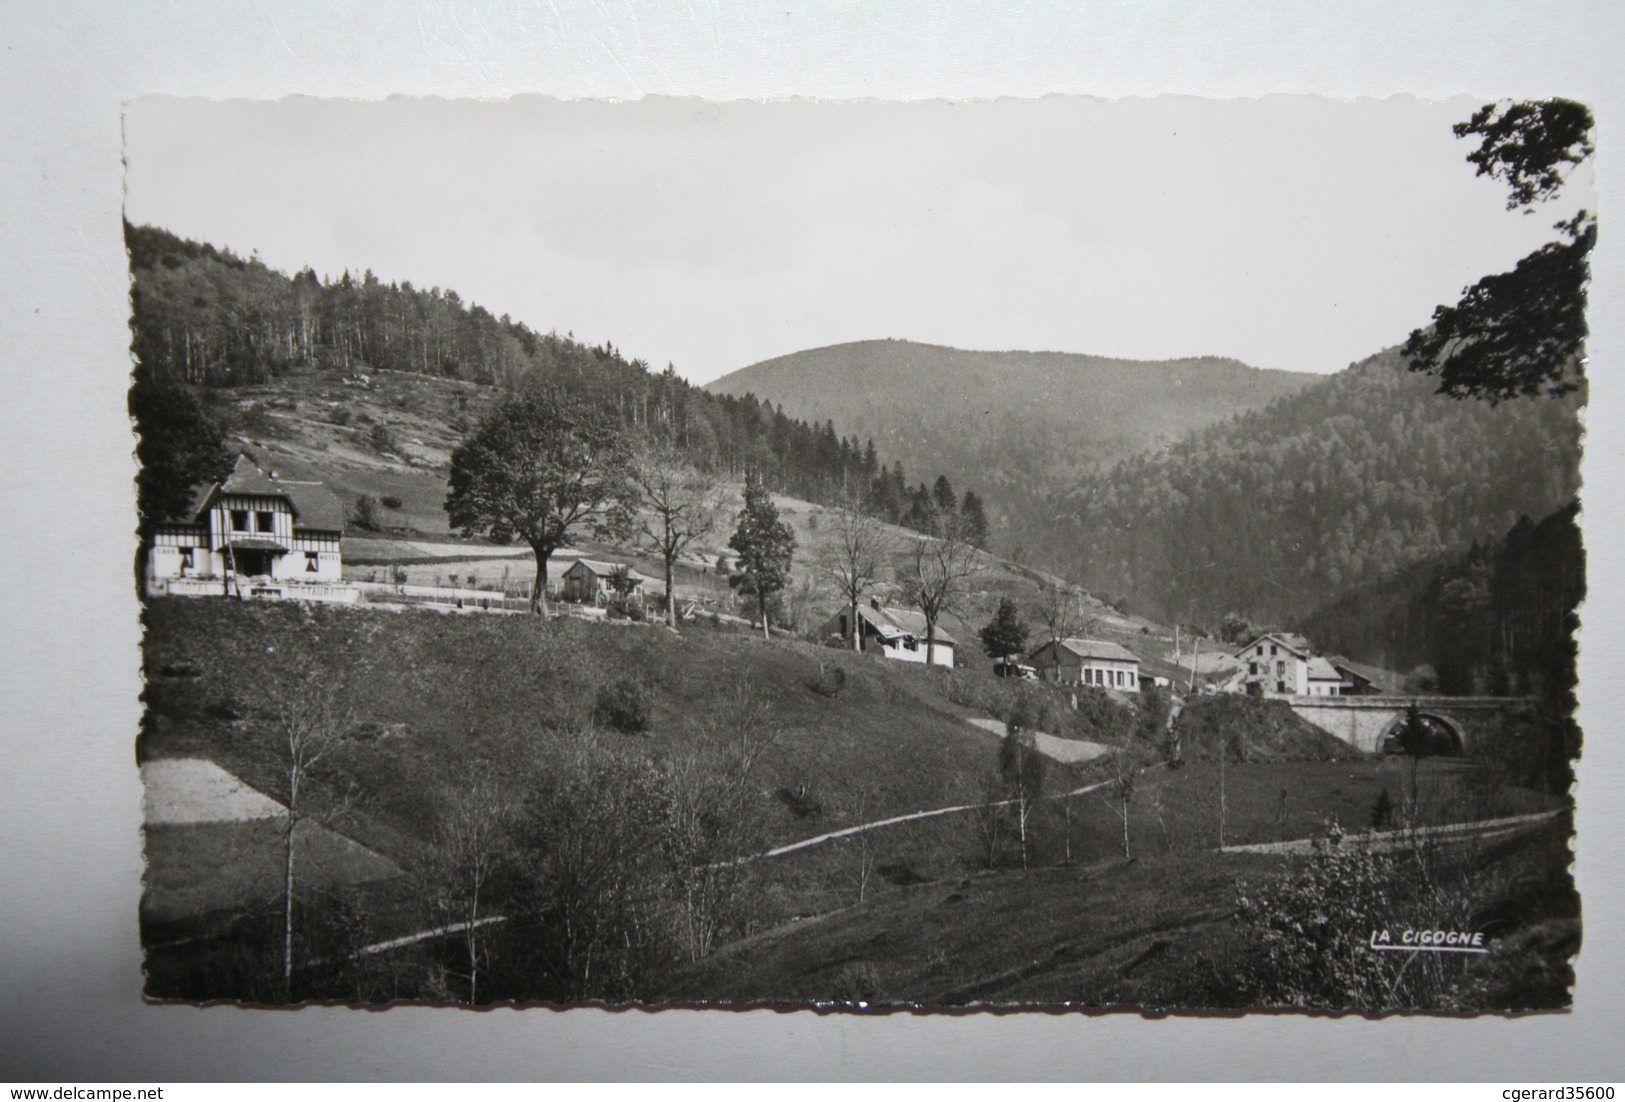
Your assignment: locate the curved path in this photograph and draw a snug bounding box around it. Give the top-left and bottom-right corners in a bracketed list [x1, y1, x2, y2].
[752, 774, 1126, 863]
[963, 717, 1110, 764]
[1220, 809, 1563, 856]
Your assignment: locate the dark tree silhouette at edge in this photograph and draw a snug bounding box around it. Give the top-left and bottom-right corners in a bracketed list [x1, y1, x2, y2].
[1405, 99, 1594, 403]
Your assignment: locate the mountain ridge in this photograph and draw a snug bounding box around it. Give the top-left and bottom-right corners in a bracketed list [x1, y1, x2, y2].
[1061, 344, 1584, 630]
[706, 337, 1323, 554]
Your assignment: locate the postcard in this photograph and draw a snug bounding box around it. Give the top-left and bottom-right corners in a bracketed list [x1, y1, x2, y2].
[124, 93, 1587, 1013]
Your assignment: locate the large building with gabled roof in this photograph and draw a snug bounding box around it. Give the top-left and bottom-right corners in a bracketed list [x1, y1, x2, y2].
[145, 455, 351, 600]
[1229, 632, 1353, 697]
[1027, 637, 1142, 691]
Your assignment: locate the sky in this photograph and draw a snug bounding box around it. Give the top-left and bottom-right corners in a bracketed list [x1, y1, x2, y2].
[122, 94, 1591, 385]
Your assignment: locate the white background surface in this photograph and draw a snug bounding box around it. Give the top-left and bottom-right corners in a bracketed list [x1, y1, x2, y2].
[1, 0, 1622, 1081]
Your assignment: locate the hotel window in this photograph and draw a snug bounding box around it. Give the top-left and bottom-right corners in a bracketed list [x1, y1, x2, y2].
[1276, 661, 1285, 676]
[256, 511, 275, 533]
[306, 552, 320, 573]
[231, 509, 248, 531]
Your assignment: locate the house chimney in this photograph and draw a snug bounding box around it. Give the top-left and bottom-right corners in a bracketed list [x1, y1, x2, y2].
[870, 597, 882, 611]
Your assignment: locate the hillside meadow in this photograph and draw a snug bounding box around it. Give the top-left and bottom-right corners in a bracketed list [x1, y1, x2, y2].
[138, 597, 1567, 1006]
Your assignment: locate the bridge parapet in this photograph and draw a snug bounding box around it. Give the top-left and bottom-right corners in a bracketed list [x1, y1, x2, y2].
[1282, 695, 1534, 754]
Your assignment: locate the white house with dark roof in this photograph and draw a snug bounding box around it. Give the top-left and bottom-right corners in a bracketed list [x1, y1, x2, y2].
[1305, 656, 1354, 697]
[1027, 637, 1142, 691]
[145, 455, 351, 600]
[819, 598, 956, 667]
[1228, 632, 1353, 697]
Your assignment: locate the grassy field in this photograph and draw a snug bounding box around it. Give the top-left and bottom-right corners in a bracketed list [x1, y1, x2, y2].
[140, 598, 1006, 863]
[138, 594, 1570, 1006]
[141, 819, 400, 924]
[668, 819, 1577, 1010]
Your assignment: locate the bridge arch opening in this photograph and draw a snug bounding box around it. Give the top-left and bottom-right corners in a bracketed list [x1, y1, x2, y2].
[1379, 712, 1464, 757]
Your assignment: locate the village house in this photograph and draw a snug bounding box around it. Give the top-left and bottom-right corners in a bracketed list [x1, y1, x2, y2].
[145, 455, 351, 601]
[560, 558, 650, 606]
[1333, 661, 1382, 696]
[1027, 637, 1142, 691]
[1228, 632, 1354, 697]
[818, 598, 956, 668]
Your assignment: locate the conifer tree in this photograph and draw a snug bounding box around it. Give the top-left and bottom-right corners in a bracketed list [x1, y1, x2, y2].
[728, 473, 796, 640]
[979, 597, 1029, 662]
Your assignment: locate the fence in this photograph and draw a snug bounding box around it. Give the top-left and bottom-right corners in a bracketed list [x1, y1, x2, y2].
[150, 576, 360, 604]
[351, 580, 534, 612]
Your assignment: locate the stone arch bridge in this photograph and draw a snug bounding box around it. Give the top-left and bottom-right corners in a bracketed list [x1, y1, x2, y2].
[1284, 695, 1537, 755]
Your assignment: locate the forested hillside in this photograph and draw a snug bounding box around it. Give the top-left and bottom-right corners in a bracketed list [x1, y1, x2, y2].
[125, 224, 973, 532]
[706, 339, 1317, 558]
[1062, 347, 1583, 629]
[1300, 502, 1582, 701]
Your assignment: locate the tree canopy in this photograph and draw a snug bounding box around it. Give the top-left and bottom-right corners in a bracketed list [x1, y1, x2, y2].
[1456, 99, 1594, 211]
[128, 371, 233, 535]
[1404, 99, 1594, 403]
[445, 388, 633, 613]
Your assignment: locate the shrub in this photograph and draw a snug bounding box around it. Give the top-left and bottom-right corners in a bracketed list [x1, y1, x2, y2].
[831, 961, 882, 1005]
[592, 678, 652, 734]
[380, 494, 404, 509]
[369, 422, 397, 454]
[808, 661, 847, 698]
[331, 407, 353, 427]
[354, 494, 382, 531]
[237, 401, 278, 437]
[1234, 832, 1477, 1010]
[1371, 789, 1395, 829]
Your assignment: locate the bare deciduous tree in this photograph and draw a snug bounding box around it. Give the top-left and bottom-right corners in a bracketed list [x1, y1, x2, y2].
[272, 671, 353, 998]
[1000, 731, 1047, 871]
[632, 440, 724, 627]
[1036, 573, 1085, 650]
[815, 488, 895, 651]
[704, 677, 784, 780]
[968, 773, 1007, 870]
[1100, 737, 1139, 861]
[840, 780, 886, 903]
[896, 514, 982, 668]
[1000, 697, 1047, 870]
[661, 747, 759, 961]
[424, 769, 517, 1004]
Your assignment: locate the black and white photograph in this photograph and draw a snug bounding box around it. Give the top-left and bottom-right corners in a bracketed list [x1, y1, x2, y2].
[122, 93, 1588, 1013]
